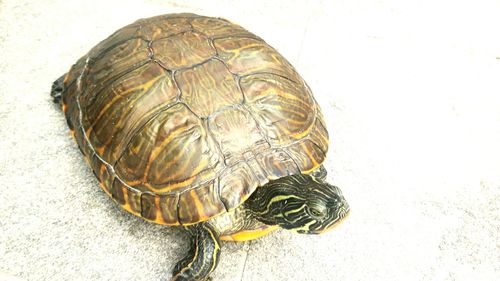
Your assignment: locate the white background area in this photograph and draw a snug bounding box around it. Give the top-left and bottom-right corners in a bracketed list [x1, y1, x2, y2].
[0, 0, 499, 280]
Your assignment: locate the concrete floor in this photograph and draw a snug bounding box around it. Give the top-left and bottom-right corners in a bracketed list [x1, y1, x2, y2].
[0, 0, 499, 280]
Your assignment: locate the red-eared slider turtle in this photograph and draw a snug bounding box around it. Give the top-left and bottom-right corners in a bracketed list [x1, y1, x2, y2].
[51, 13, 349, 281]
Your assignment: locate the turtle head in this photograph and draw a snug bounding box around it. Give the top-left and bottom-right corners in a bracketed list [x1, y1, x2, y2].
[245, 174, 349, 234]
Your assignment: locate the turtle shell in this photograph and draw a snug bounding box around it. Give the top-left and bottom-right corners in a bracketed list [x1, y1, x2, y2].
[61, 13, 329, 226]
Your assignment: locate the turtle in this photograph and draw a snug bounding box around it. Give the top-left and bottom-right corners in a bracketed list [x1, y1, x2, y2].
[51, 13, 350, 281]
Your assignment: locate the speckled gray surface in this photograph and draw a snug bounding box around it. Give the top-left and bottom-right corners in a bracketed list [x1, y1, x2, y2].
[1, 0, 499, 281]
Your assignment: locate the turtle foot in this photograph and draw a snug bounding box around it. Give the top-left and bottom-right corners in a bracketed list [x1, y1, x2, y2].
[50, 74, 65, 104]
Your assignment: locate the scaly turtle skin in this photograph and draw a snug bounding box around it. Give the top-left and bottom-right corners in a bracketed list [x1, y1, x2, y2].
[52, 13, 350, 280]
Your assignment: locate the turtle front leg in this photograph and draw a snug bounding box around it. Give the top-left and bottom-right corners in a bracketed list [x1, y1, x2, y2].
[172, 223, 221, 281]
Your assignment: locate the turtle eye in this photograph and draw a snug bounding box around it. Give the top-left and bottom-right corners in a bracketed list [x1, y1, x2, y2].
[307, 205, 326, 218]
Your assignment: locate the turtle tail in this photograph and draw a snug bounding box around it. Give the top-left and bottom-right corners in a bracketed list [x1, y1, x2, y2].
[50, 74, 66, 104]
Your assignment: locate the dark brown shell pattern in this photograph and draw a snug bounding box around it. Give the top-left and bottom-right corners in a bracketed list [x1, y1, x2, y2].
[62, 14, 329, 226]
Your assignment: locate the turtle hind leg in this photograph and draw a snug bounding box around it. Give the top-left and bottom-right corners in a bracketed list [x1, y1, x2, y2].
[50, 74, 66, 104]
[171, 223, 221, 281]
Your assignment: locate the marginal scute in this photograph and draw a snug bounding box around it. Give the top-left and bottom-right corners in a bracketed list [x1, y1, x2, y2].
[89, 153, 103, 176]
[128, 187, 142, 214]
[176, 59, 242, 117]
[110, 179, 126, 205]
[178, 181, 225, 225]
[308, 117, 329, 155]
[111, 179, 142, 214]
[90, 153, 113, 190]
[69, 101, 81, 136]
[62, 82, 78, 130]
[159, 193, 179, 225]
[140, 192, 157, 221]
[141, 191, 179, 225]
[100, 166, 114, 195]
[208, 107, 269, 166]
[241, 73, 315, 146]
[152, 32, 216, 69]
[74, 124, 91, 158]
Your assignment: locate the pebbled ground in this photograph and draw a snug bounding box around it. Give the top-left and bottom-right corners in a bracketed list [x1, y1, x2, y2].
[0, 1, 499, 281]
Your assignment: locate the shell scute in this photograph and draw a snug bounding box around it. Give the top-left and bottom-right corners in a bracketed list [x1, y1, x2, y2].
[152, 32, 215, 69]
[82, 39, 150, 107]
[213, 37, 300, 81]
[115, 103, 222, 194]
[241, 73, 316, 146]
[218, 162, 259, 211]
[137, 17, 192, 41]
[176, 59, 242, 117]
[208, 107, 269, 166]
[255, 149, 300, 179]
[83, 62, 178, 164]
